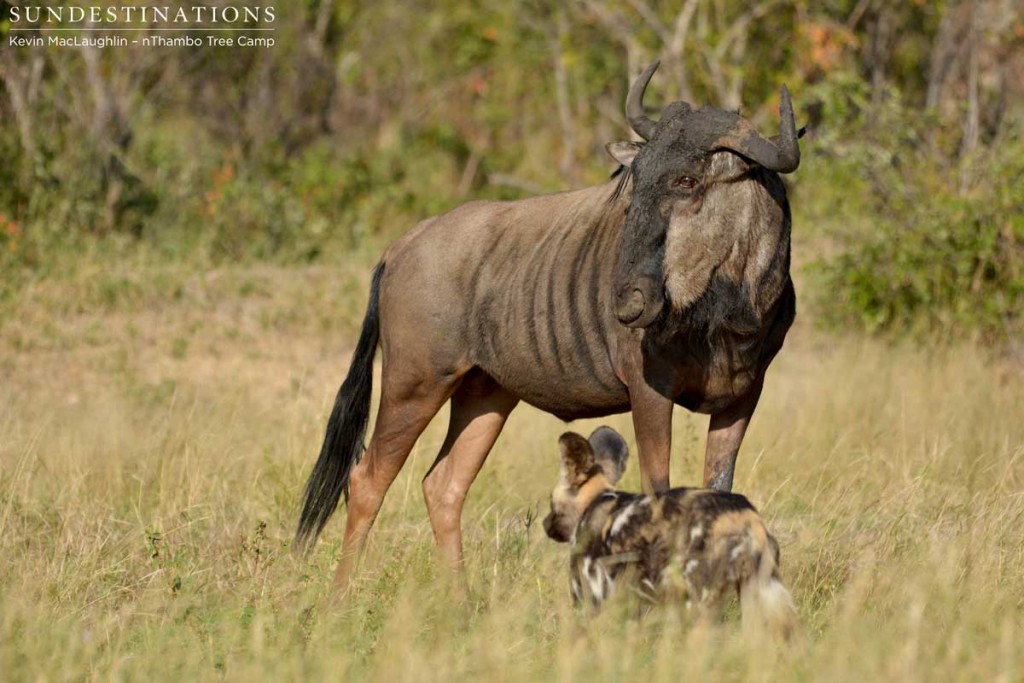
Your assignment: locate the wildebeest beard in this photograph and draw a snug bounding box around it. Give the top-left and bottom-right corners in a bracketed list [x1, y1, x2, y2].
[650, 273, 765, 345]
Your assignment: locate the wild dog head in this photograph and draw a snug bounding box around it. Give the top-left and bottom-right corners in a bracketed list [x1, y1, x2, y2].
[543, 426, 629, 543]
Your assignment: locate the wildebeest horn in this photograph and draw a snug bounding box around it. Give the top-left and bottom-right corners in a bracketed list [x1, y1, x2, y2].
[717, 85, 801, 173]
[626, 61, 660, 140]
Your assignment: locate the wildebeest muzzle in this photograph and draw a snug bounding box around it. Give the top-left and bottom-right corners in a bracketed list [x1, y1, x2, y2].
[614, 274, 664, 328]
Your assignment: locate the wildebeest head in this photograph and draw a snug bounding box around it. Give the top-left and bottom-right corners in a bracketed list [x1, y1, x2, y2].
[543, 427, 629, 543]
[609, 61, 802, 329]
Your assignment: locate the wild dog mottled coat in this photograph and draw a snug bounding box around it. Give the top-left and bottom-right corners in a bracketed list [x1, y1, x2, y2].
[543, 427, 797, 640]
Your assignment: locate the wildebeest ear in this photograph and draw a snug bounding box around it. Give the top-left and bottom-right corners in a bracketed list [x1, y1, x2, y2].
[606, 141, 643, 168]
[588, 426, 629, 485]
[558, 432, 596, 486]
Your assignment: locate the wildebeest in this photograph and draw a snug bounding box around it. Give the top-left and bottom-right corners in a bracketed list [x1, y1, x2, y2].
[543, 426, 796, 640]
[296, 61, 802, 588]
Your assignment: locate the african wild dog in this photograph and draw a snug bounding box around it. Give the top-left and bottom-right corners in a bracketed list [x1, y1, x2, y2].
[543, 426, 797, 640]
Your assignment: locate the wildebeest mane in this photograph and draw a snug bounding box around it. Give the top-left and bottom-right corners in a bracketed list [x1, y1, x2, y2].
[609, 164, 633, 204]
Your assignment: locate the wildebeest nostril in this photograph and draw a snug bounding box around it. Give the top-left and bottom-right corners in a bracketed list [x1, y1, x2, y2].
[615, 288, 647, 325]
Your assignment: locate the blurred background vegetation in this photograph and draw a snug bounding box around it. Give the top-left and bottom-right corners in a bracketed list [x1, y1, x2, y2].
[1, 0, 1022, 342]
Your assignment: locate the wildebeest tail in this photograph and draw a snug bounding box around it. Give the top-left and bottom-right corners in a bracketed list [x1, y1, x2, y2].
[294, 263, 384, 552]
[737, 522, 799, 643]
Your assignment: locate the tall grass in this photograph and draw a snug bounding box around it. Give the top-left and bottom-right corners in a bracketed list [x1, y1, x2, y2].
[2, 259, 1022, 681]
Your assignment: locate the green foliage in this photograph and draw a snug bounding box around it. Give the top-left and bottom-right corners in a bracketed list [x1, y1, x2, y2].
[802, 86, 1024, 341]
[0, 0, 1021, 341]
[816, 175, 1023, 340]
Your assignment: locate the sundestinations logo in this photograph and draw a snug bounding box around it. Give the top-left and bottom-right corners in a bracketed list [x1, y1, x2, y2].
[5, 3, 278, 49]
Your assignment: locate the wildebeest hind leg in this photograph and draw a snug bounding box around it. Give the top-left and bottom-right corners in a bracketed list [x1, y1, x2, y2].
[422, 377, 518, 575]
[334, 372, 460, 590]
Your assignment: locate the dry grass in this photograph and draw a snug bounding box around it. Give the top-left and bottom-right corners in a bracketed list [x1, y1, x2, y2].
[2, 256, 1023, 681]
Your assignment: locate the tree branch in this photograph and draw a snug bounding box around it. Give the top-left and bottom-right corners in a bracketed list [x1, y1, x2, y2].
[623, 0, 671, 45]
[666, 0, 700, 103]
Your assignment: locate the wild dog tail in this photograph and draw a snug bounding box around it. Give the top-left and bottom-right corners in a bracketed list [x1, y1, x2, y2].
[737, 521, 799, 643]
[294, 263, 385, 553]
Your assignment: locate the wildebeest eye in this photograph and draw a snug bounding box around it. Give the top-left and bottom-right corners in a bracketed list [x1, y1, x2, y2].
[673, 176, 697, 190]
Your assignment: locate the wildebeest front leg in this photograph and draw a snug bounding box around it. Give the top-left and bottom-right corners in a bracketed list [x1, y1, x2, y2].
[629, 382, 674, 494]
[703, 377, 764, 491]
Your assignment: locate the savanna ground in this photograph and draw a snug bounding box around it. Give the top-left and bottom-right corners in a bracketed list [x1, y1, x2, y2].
[2, 1, 1024, 680]
[2, 244, 1023, 681]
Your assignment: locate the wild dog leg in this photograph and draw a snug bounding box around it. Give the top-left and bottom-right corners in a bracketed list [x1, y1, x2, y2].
[703, 377, 764, 491]
[334, 373, 458, 591]
[629, 381, 674, 495]
[422, 381, 518, 571]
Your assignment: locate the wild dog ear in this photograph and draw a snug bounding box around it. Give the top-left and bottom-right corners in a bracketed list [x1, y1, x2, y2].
[606, 141, 643, 168]
[558, 432, 597, 486]
[588, 426, 629, 485]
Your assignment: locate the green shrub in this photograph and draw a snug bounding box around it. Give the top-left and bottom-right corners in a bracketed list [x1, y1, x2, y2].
[811, 140, 1024, 341]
